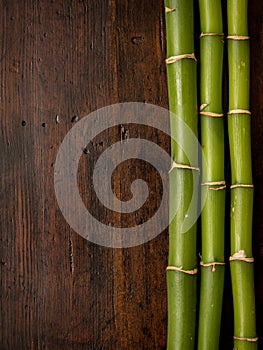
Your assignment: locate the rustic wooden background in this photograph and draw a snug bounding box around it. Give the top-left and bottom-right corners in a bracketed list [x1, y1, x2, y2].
[0, 1, 262, 349]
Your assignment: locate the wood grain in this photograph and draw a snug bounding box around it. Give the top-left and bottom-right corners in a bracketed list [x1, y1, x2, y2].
[0, 1, 262, 349]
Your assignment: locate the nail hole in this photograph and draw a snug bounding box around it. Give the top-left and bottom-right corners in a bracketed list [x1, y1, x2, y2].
[21, 120, 27, 126]
[131, 36, 145, 45]
[71, 115, 79, 123]
[42, 123, 46, 127]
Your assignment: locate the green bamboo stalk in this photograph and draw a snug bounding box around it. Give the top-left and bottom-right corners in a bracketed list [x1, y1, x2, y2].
[164, 1, 198, 349]
[227, 1, 257, 349]
[197, 1, 225, 349]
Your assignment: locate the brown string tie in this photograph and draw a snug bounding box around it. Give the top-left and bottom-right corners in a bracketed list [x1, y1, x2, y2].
[200, 111, 224, 117]
[169, 161, 200, 174]
[228, 109, 251, 115]
[165, 7, 176, 13]
[200, 104, 224, 118]
[227, 35, 250, 40]
[200, 32, 224, 38]
[230, 184, 254, 189]
[201, 181, 226, 191]
[166, 54, 197, 65]
[166, 266, 198, 275]
[229, 250, 254, 263]
[200, 261, 225, 272]
[233, 336, 258, 342]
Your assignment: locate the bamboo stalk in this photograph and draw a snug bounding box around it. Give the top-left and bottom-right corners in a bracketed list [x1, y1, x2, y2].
[227, 1, 257, 349]
[164, 1, 198, 348]
[197, 1, 225, 349]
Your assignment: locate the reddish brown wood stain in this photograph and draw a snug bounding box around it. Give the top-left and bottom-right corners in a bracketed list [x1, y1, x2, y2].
[0, 1, 262, 349]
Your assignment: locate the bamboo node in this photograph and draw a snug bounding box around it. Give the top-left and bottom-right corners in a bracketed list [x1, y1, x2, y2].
[169, 161, 200, 173]
[200, 261, 225, 272]
[165, 7, 176, 13]
[200, 32, 224, 38]
[227, 35, 250, 40]
[166, 266, 198, 275]
[228, 109, 251, 115]
[201, 181, 226, 191]
[230, 184, 254, 189]
[165, 54, 197, 65]
[233, 336, 258, 342]
[229, 250, 254, 263]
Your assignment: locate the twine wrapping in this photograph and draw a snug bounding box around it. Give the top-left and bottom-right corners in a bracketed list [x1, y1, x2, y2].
[228, 109, 251, 115]
[201, 181, 226, 191]
[229, 250, 254, 263]
[233, 336, 258, 342]
[200, 261, 225, 272]
[227, 35, 250, 40]
[169, 161, 200, 173]
[166, 53, 197, 64]
[200, 104, 224, 117]
[200, 111, 224, 117]
[165, 7, 176, 13]
[200, 32, 224, 38]
[230, 184, 254, 189]
[166, 266, 198, 275]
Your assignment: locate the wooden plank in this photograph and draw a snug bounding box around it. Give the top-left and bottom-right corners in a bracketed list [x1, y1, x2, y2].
[0, 1, 167, 349]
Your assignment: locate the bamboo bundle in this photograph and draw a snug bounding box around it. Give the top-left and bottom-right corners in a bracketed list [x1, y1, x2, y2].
[164, 1, 257, 348]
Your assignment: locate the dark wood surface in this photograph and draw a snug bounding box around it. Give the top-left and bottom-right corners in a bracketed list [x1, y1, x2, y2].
[0, 1, 262, 349]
